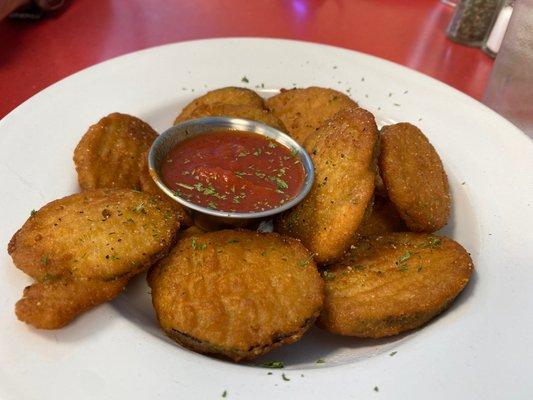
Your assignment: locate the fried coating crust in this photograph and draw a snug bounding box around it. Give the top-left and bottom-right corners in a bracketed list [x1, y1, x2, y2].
[357, 196, 406, 236]
[379, 123, 451, 232]
[15, 278, 127, 330]
[265, 87, 357, 144]
[174, 103, 286, 131]
[148, 230, 324, 362]
[174, 87, 265, 124]
[275, 107, 379, 265]
[8, 189, 181, 329]
[73, 113, 158, 190]
[138, 150, 193, 227]
[318, 233, 473, 338]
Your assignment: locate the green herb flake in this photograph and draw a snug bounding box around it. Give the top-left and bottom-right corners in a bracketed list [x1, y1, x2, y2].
[132, 203, 146, 214]
[282, 373, 290, 381]
[397, 251, 411, 263]
[389, 351, 397, 356]
[30, 209, 37, 217]
[207, 201, 218, 209]
[227, 239, 239, 244]
[268, 141, 277, 148]
[270, 176, 288, 191]
[398, 263, 409, 272]
[221, 390, 227, 398]
[40, 255, 48, 266]
[191, 237, 207, 250]
[267, 372, 273, 375]
[322, 271, 335, 281]
[262, 360, 284, 369]
[316, 358, 326, 364]
[374, 386, 379, 392]
[241, 76, 249, 83]
[427, 236, 442, 249]
[298, 254, 314, 267]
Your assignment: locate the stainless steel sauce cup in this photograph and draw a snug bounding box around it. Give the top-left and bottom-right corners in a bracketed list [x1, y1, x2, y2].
[148, 117, 314, 230]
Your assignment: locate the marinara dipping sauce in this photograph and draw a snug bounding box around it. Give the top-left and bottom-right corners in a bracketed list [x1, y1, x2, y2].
[160, 130, 306, 213]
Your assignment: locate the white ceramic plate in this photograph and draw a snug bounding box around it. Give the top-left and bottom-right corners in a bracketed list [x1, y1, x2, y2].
[1, 38, 532, 400]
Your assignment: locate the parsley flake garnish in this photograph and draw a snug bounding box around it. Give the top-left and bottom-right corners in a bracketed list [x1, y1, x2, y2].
[298, 255, 314, 267]
[282, 373, 290, 381]
[241, 76, 249, 83]
[132, 203, 146, 214]
[374, 386, 379, 392]
[227, 239, 239, 244]
[221, 390, 227, 398]
[30, 209, 37, 217]
[262, 360, 284, 368]
[322, 271, 335, 281]
[191, 237, 207, 250]
[396, 251, 411, 271]
[270, 176, 288, 191]
[40, 255, 48, 266]
[316, 358, 326, 364]
[427, 236, 442, 248]
[389, 351, 397, 356]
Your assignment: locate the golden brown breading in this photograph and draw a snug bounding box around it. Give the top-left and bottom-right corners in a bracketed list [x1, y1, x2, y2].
[318, 233, 473, 338]
[275, 107, 379, 265]
[357, 196, 406, 236]
[15, 278, 128, 330]
[73, 113, 158, 190]
[148, 230, 324, 362]
[174, 87, 265, 124]
[265, 87, 357, 144]
[8, 189, 181, 329]
[174, 103, 286, 131]
[379, 123, 451, 232]
[138, 150, 193, 227]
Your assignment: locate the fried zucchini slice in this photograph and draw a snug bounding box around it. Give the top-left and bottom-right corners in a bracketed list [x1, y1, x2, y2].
[174, 103, 285, 131]
[379, 123, 451, 232]
[265, 87, 357, 144]
[275, 107, 378, 265]
[357, 196, 406, 236]
[318, 233, 473, 338]
[174, 87, 264, 124]
[8, 189, 181, 329]
[73, 113, 158, 190]
[148, 230, 324, 362]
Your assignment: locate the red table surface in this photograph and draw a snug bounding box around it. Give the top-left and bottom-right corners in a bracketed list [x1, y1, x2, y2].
[0, 0, 494, 119]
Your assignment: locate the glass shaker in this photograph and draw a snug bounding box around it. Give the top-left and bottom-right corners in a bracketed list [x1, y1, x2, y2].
[482, 0, 515, 57]
[483, 0, 533, 136]
[446, 0, 504, 46]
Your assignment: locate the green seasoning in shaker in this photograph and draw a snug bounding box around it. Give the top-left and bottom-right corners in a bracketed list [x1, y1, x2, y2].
[446, 0, 504, 46]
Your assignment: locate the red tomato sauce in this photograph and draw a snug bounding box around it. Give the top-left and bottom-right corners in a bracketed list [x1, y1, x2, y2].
[160, 130, 306, 213]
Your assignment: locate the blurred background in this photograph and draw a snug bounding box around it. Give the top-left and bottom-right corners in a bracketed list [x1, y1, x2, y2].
[0, 0, 530, 134]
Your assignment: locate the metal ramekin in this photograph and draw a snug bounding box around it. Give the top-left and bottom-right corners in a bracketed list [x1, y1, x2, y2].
[148, 117, 314, 230]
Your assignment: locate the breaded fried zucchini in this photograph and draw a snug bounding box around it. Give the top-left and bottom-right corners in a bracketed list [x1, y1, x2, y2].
[148, 230, 324, 361]
[318, 233, 473, 338]
[8, 189, 181, 329]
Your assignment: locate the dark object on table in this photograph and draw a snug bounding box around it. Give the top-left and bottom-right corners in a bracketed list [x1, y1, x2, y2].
[446, 0, 503, 47]
[9, 0, 65, 20]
